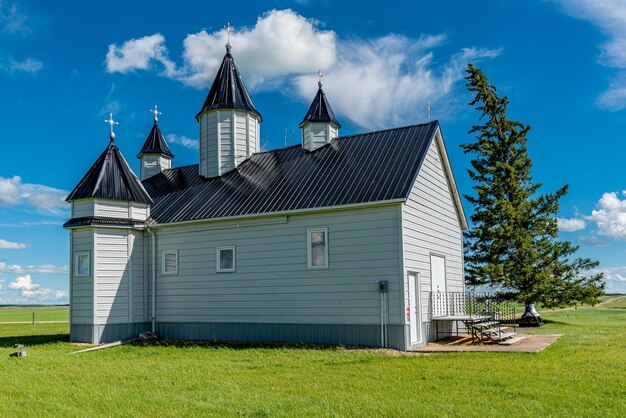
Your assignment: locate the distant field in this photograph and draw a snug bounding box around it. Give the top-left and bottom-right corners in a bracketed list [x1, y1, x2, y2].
[0, 302, 624, 416]
[0, 306, 69, 323]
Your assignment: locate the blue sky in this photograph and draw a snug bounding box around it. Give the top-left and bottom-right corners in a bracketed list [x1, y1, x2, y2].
[1, 0, 625, 304]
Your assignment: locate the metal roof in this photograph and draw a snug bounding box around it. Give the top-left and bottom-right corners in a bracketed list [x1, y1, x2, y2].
[196, 50, 261, 121]
[66, 141, 153, 204]
[299, 86, 341, 128]
[142, 122, 439, 224]
[137, 122, 173, 158]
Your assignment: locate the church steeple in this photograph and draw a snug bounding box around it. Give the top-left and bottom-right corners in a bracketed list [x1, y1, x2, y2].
[300, 71, 340, 152]
[196, 35, 261, 178]
[138, 106, 173, 181]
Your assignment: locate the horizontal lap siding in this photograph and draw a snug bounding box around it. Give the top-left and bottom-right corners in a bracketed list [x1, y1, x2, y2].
[94, 200, 129, 218]
[72, 200, 94, 218]
[200, 112, 218, 178]
[234, 111, 248, 165]
[219, 112, 234, 172]
[95, 229, 129, 324]
[131, 231, 145, 321]
[71, 229, 93, 324]
[154, 206, 402, 325]
[402, 133, 464, 333]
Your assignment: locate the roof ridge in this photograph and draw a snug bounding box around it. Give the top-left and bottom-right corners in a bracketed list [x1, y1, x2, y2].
[337, 120, 439, 140]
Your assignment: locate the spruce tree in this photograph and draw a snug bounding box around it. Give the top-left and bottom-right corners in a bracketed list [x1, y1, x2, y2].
[462, 64, 604, 308]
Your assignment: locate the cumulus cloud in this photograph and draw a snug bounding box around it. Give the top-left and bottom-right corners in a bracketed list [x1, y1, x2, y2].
[557, 217, 587, 232]
[166, 134, 199, 150]
[106, 33, 177, 76]
[555, 0, 626, 110]
[9, 57, 42, 74]
[7, 274, 68, 301]
[104, 9, 500, 130]
[591, 266, 626, 293]
[587, 191, 626, 240]
[0, 175, 68, 213]
[0, 238, 27, 249]
[0, 261, 68, 275]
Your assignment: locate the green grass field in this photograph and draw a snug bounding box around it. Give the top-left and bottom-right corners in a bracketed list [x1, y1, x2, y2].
[0, 305, 69, 323]
[0, 300, 624, 417]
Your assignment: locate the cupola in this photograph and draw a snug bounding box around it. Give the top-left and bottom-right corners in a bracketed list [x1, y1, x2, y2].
[196, 36, 262, 178]
[300, 72, 341, 152]
[137, 106, 174, 181]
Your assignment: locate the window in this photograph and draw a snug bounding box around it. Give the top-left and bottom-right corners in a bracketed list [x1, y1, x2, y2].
[74, 251, 90, 277]
[307, 228, 328, 269]
[162, 250, 178, 275]
[217, 246, 235, 272]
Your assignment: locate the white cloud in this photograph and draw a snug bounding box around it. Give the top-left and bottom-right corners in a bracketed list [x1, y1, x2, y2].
[104, 9, 500, 130]
[166, 134, 199, 150]
[0, 0, 30, 35]
[0, 220, 63, 227]
[9, 57, 42, 74]
[591, 266, 626, 293]
[106, 33, 177, 76]
[587, 191, 626, 240]
[7, 274, 68, 302]
[555, 0, 626, 110]
[557, 217, 587, 232]
[0, 175, 68, 213]
[0, 238, 27, 249]
[0, 261, 68, 275]
[178, 9, 336, 88]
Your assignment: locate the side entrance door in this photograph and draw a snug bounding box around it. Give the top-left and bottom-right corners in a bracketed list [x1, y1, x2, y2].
[406, 272, 421, 345]
[430, 254, 447, 316]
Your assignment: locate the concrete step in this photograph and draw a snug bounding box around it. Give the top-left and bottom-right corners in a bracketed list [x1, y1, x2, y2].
[471, 321, 499, 328]
[498, 335, 526, 346]
[481, 327, 510, 335]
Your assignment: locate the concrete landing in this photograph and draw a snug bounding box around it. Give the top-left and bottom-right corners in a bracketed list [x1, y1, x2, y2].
[410, 334, 563, 353]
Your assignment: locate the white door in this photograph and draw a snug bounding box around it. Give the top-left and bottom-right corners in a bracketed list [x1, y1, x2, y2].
[430, 254, 447, 316]
[407, 272, 420, 345]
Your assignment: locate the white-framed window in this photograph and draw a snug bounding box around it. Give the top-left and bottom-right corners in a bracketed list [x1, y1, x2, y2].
[307, 228, 328, 269]
[74, 251, 90, 277]
[216, 246, 236, 273]
[162, 250, 178, 275]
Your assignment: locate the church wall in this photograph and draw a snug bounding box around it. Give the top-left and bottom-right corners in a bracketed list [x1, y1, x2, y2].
[150, 205, 404, 329]
[199, 111, 218, 178]
[70, 228, 94, 324]
[402, 129, 465, 343]
[218, 111, 234, 173]
[72, 200, 94, 218]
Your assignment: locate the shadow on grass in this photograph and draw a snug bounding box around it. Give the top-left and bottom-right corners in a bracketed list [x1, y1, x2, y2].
[0, 333, 69, 348]
[132, 338, 372, 352]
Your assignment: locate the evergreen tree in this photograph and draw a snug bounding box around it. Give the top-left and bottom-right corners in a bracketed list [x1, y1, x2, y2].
[462, 64, 604, 308]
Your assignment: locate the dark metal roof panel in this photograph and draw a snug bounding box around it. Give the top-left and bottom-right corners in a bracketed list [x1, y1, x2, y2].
[299, 86, 341, 128]
[196, 51, 261, 120]
[66, 141, 154, 204]
[142, 122, 438, 224]
[138, 122, 174, 158]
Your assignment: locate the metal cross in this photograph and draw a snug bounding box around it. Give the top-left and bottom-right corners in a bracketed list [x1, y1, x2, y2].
[104, 113, 118, 141]
[150, 105, 162, 123]
[225, 22, 233, 51]
[317, 68, 324, 88]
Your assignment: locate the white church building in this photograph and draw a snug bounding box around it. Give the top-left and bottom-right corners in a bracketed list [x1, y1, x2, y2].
[64, 42, 468, 351]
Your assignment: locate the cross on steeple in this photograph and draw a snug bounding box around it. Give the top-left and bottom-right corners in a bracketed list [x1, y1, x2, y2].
[150, 105, 162, 123]
[104, 113, 119, 142]
[225, 22, 233, 52]
[317, 68, 324, 88]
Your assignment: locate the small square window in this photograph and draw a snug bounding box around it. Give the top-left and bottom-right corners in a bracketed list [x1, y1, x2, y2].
[75, 251, 90, 277]
[217, 246, 235, 272]
[162, 250, 178, 275]
[307, 228, 328, 269]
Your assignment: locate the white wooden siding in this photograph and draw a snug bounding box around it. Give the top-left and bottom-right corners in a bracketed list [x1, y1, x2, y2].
[94, 229, 131, 324]
[140, 154, 170, 180]
[302, 123, 335, 151]
[199, 111, 219, 178]
[402, 132, 464, 331]
[72, 200, 94, 218]
[71, 229, 93, 324]
[219, 111, 234, 173]
[151, 205, 403, 325]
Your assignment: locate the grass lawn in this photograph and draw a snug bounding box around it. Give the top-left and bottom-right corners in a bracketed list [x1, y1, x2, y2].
[0, 304, 624, 417]
[0, 305, 69, 323]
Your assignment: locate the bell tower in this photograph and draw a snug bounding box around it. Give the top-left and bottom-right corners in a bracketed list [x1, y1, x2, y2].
[300, 71, 341, 152]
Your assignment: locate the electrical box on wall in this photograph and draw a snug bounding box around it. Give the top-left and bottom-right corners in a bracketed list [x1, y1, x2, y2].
[378, 281, 388, 293]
